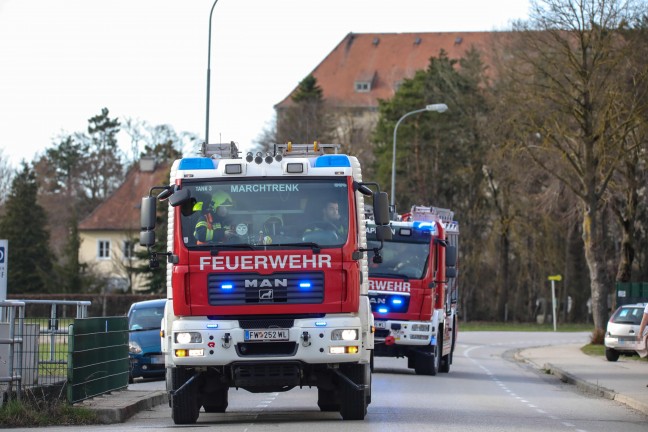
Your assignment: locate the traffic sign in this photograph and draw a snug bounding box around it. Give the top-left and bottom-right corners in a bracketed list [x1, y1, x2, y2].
[548, 275, 562, 281]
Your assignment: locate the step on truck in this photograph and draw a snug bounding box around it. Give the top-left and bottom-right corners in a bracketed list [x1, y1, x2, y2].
[366, 205, 459, 375]
[140, 142, 392, 424]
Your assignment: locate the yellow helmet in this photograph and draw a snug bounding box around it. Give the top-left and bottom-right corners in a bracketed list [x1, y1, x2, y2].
[210, 190, 233, 209]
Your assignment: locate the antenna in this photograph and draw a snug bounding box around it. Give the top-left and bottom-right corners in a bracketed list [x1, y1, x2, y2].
[205, 0, 220, 145]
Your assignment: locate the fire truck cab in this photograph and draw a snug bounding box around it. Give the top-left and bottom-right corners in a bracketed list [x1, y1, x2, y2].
[140, 142, 391, 424]
[366, 205, 459, 375]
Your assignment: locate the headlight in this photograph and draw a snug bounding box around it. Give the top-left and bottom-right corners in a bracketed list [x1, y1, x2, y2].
[175, 332, 202, 344]
[331, 329, 358, 341]
[129, 340, 142, 354]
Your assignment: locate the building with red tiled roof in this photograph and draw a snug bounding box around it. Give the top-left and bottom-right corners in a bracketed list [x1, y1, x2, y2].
[275, 32, 501, 170]
[79, 157, 169, 293]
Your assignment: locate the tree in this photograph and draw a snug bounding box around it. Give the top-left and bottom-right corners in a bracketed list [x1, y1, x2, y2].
[497, 0, 648, 335]
[0, 148, 13, 208]
[79, 108, 124, 206]
[0, 162, 54, 293]
[277, 75, 335, 144]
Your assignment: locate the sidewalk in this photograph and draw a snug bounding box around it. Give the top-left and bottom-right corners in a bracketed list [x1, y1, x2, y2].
[76, 344, 648, 423]
[516, 344, 648, 416]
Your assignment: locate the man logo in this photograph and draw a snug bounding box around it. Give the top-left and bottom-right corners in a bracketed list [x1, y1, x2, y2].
[259, 289, 274, 301]
[0, 247, 4, 263]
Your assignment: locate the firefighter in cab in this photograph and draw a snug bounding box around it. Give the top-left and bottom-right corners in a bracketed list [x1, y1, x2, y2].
[193, 191, 235, 244]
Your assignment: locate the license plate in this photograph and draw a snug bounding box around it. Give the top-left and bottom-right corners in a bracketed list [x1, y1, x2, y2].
[245, 329, 289, 341]
[375, 321, 387, 329]
[149, 355, 164, 364]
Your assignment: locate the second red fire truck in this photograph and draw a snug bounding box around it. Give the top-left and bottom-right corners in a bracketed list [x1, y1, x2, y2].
[366, 205, 459, 375]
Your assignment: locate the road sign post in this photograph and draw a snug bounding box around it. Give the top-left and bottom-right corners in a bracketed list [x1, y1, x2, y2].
[548, 275, 562, 332]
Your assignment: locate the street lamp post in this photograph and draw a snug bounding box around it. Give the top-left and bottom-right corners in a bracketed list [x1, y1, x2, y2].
[390, 103, 448, 207]
[205, 0, 219, 145]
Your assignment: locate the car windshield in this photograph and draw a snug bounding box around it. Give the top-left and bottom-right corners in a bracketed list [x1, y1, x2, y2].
[367, 240, 429, 279]
[610, 306, 644, 325]
[129, 306, 164, 331]
[178, 178, 350, 248]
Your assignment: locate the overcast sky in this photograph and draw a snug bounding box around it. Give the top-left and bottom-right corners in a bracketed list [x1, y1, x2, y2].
[0, 0, 530, 168]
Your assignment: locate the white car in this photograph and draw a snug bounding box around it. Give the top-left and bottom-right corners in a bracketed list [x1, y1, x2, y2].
[604, 303, 646, 361]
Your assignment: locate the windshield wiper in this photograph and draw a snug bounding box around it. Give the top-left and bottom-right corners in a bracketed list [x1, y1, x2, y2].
[208, 243, 257, 255]
[130, 327, 161, 332]
[263, 242, 322, 253]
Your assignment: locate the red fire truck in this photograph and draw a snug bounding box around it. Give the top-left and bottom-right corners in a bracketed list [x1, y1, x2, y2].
[140, 142, 391, 424]
[366, 205, 459, 375]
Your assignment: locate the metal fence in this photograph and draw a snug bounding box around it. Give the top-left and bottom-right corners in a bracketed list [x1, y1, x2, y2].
[0, 299, 90, 404]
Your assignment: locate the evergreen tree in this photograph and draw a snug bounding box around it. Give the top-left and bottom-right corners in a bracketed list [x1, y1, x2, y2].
[277, 75, 334, 144]
[0, 162, 54, 293]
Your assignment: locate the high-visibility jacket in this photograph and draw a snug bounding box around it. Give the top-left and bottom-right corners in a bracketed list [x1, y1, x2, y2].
[194, 213, 227, 244]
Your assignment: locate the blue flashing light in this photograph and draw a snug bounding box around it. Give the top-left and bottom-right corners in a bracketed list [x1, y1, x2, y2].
[178, 158, 217, 170]
[413, 221, 437, 234]
[313, 155, 351, 168]
[299, 281, 312, 289]
[315, 321, 327, 327]
[206, 324, 219, 329]
[377, 307, 389, 314]
[391, 298, 403, 305]
[221, 283, 234, 290]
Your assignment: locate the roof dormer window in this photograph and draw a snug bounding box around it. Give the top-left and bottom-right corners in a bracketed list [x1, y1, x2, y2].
[355, 81, 371, 93]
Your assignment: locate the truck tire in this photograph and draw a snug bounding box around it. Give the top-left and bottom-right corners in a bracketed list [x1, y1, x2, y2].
[605, 348, 620, 362]
[338, 363, 369, 420]
[439, 329, 451, 373]
[317, 388, 340, 412]
[171, 367, 200, 424]
[203, 386, 229, 413]
[414, 339, 440, 376]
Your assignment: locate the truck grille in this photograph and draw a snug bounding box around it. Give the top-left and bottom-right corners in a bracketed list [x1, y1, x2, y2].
[368, 292, 411, 314]
[207, 272, 324, 306]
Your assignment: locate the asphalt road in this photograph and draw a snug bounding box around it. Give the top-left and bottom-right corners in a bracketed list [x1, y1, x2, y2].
[23, 331, 648, 431]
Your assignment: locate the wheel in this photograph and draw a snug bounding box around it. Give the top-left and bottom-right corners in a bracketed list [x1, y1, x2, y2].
[439, 329, 450, 373]
[605, 347, 620, 362]
[203, 386, 229, 413]
[414, 339, 440, 376]
[171, 368, 200, 424]
[339, 363, 369, 420]
[317, 388, 340, 412]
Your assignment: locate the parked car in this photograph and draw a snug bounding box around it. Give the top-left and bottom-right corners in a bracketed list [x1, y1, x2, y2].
[127, 299, 166, 382]
[604, 302, 646, 362]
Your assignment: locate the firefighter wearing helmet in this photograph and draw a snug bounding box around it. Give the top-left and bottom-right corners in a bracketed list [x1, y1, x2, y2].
[193, 190, 234, 244]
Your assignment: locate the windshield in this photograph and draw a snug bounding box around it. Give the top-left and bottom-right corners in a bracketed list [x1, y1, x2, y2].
[610, 306, 644, 324]
[368, 240, 429, 279]
[178, 178, 350, 248]
[129, 306, 164, 331]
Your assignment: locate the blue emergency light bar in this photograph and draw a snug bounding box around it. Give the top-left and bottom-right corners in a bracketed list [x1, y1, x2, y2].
[313, 155, 351, 168]
[178, 158, 217, 170]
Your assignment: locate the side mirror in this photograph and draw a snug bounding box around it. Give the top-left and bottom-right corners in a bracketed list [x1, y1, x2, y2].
[141, 197, 157, 230]
[374, 225, 392, 242]
[169, 188, 191, 207]
[445, 245, 457, 268]
[372, 192, 390, 225]
[140, 230, 156, 247]
[446, 267, 457, 278]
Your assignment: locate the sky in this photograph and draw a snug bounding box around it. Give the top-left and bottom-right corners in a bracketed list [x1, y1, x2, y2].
[0, 0, 530, 168]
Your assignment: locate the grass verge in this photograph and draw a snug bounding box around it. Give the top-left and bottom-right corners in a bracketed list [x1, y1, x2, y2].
[0, 397, 98, 427]
[460, 322, 594, 332]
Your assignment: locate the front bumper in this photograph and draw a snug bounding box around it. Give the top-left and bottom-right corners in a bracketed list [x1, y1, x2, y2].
[374, 319, 434, 346]
[166, 315, 370, 367]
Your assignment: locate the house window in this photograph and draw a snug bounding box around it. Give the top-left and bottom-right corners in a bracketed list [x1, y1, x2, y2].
[354, 81, 371, 93]
[123, 240, 135, 259]
[98, 240, 111, 260]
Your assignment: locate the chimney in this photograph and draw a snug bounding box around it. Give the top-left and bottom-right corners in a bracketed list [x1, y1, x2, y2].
[139, 156, 156, 172]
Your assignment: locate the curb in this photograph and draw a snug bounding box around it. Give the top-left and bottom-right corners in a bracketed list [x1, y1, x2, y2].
[515, 350, 648, 417]
[78, 390, 168, 424]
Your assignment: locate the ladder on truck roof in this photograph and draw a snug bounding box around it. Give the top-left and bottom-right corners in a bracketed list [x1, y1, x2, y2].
[409, 205, 454, 223]
[201, 142, 241, 159]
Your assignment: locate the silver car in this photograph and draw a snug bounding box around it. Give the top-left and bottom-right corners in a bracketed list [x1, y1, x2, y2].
[604, 303, 646, 361]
